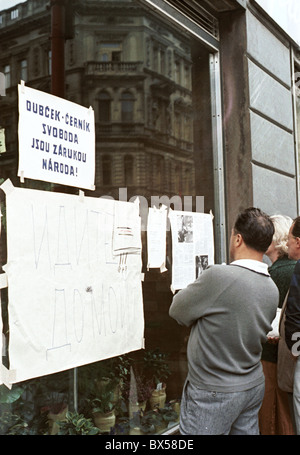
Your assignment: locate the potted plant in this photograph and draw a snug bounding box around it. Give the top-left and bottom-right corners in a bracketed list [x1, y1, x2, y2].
[122, 369, 154, 417]
[87, 390, 116, 433]
[140, 409, 166, 433]
[44, 401, 68, 435]
[79, 355, 132, 411]
[169, 399, 181, 421]
[57, 411, 99, 435]
[142, 349, 171, 409]
[159, 404, 179, 427]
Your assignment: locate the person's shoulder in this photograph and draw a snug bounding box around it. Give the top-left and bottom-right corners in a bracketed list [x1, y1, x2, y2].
[205, 263, 235, 275]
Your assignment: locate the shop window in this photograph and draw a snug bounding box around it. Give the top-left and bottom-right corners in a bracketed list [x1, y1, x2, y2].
[0, 0, 219, 437]
[121, 91, 134, 123]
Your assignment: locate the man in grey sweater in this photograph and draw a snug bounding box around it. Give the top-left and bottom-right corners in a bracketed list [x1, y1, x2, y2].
[169, 207, 279, 435]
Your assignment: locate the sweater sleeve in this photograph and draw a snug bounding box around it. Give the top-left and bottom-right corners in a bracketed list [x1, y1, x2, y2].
[169, 266, 214, 327]
[285, 260, 300, 350]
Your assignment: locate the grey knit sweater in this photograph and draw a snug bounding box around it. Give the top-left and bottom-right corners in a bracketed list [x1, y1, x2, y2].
[169, 263, 279, 392]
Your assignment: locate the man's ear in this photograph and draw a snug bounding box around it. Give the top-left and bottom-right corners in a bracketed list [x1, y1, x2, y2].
[235, 233, 243, 247]
[296, 237, 300, 249]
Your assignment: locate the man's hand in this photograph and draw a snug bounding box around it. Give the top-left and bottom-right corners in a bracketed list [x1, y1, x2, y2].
[267, 336, 280, 344]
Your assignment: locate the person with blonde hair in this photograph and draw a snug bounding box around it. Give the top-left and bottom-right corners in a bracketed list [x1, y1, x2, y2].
[259, 214, 296, 435]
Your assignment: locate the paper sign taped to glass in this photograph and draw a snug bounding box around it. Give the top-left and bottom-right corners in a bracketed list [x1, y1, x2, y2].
[17, 83, 95, 191]
[1, 181, 144, 384]
[169, 209, 215, 292]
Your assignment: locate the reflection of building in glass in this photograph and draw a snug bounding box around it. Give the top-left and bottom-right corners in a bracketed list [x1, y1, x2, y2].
[0, 0, 196, 205]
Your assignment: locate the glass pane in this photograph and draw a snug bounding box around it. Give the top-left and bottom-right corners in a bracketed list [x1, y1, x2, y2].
[0, 0, 215, 436]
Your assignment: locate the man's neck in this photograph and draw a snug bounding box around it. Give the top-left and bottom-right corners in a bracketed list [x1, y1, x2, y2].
[233, 249, 264, 263]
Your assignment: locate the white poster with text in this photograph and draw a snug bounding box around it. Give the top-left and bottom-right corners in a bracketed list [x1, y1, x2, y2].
[18, 84, 95, 190]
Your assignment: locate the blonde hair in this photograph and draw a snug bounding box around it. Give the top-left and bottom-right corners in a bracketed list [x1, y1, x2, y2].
[270, 214, 293, 256]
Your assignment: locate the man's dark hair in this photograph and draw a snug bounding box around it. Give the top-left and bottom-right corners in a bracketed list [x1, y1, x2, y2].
[292, 216, 300, 238]
[233, 207, 274, 253]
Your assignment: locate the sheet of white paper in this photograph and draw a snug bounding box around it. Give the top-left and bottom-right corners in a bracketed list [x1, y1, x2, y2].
[169, 210, 214, 291]
[2, 183, 144, 383]
[146, 206, 167, 270]
[112, 199, 142, 255]
[18, 84, 95, 190]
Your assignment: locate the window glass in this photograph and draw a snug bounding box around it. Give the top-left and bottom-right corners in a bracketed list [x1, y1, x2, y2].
[124, 154, 134, 186]
[102, 154, 112, 185]
[20, 59, 28, 82]
[98, 91, 111, 123]
[0, 0, 216, 436]
[121, 91, 134, 123]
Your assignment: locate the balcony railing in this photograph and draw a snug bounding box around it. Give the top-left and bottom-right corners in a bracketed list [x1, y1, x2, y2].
[86, 61, 144, 75]
[96, 123, 193, 151]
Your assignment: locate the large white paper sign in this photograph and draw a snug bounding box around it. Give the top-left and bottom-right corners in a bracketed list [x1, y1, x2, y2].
[169, 210, 214, 291]
[2, 183, 144, 383]
[18, 83, 95, 190]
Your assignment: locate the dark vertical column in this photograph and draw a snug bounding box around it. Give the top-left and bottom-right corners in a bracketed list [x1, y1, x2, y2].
[219, 10, 252, 234]
[50, 0, 66, 98]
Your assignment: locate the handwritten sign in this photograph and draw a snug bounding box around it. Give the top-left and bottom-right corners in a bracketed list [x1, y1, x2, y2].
[2, 182, 144, 383]
[18, 83, 95, 190]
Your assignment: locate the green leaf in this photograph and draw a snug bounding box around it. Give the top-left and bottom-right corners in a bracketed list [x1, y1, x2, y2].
[0, 385, 24, 404]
